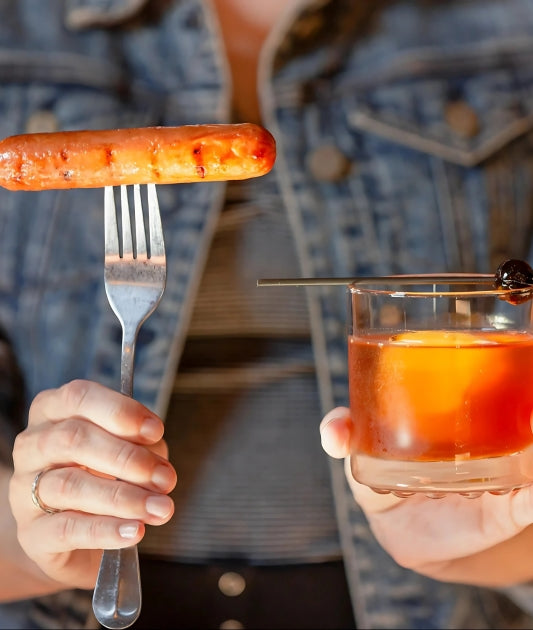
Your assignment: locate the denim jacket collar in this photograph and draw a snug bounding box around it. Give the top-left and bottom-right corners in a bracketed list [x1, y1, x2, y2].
[65, 0, 149, 29]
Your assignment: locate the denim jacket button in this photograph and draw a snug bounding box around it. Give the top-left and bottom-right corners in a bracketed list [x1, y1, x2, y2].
[218, 572, 246, 597]
[25, 110, 59, 134]
[444, 100, 480, 138]
[307, 144, 351, 182]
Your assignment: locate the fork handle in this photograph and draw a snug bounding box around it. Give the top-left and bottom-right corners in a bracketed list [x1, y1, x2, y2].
[119, 334, 136, 397]
[92, 547, 141, 629]
[92, 327, 141, 629]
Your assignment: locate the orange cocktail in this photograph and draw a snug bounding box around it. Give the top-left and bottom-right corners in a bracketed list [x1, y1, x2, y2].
[349, 330, 533, 461]
[348, 275, 533, 496]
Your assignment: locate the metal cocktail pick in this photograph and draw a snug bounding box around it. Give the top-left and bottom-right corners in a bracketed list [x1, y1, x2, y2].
[257, 260, 533, 289]
[257, 274, 496, 287]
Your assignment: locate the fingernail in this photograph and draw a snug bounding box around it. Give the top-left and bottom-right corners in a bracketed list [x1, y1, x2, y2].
[320, 418, 351, 456]
[119, 522, 140, 539]
[146, 495, 173, 518]
[140, 416, 162, 441]
[319, 413, 348, 433]
[152, 464, 174, 490]
[320, 430, 340, 454]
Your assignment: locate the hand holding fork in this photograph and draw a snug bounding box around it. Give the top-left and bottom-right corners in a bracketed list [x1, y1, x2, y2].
[92, 184, 166, 629]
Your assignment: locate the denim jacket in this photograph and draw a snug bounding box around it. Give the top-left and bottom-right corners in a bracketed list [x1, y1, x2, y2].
[2, 0, 533, 628]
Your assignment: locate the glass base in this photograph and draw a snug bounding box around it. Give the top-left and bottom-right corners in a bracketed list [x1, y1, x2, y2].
[351, 448, 533, 498]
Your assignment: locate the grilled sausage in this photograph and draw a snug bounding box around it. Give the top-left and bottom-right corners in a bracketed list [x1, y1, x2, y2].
[0, 123, 276, 191]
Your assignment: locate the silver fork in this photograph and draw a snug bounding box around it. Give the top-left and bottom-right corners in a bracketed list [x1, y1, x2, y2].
[92, 184, 166, 629]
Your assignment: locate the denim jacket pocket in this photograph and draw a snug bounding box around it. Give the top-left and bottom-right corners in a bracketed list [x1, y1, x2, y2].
[335, 38, 533, 276]
[345, 40, 533, 168]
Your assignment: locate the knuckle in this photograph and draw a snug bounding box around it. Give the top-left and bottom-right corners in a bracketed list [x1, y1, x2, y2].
[55, 513, 78, 543]
[38, 418, 87, 456]
[12, 429, 30, 466]
[113, 441, 140, 474]
[55, 512, 105, 545]
[29, 388, 49, 415]
[87, 516, 122, 544]
[108, 481, 130, 509]
[87, 517, 104, 542]
[57, 379, 91, 412]
[51, 467, 82, 500]
[54, 512, 108, 547]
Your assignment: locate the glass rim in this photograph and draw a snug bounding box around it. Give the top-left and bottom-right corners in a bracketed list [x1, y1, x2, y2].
[348, 273, 530, 298]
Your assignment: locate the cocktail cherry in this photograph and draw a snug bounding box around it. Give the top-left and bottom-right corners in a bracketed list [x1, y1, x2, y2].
[494, 259, 533, 304]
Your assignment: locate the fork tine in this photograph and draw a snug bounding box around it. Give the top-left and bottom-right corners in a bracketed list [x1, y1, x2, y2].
[120, 185, 133, 259]
[133, 184, 147, 258]
[147, 183, 165, 258]
[104, 186, 119, 257]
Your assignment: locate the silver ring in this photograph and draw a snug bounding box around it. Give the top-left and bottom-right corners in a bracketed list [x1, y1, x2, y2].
[31, 469, 60, 515]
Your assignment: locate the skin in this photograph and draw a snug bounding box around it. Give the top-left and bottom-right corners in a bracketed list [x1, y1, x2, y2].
[212, 0, 304, 122]
[5, 380, 176, 599]
[320, 407, 533, 587]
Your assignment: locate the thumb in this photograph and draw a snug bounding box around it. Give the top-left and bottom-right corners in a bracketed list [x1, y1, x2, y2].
[319, 407, 353, 458]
